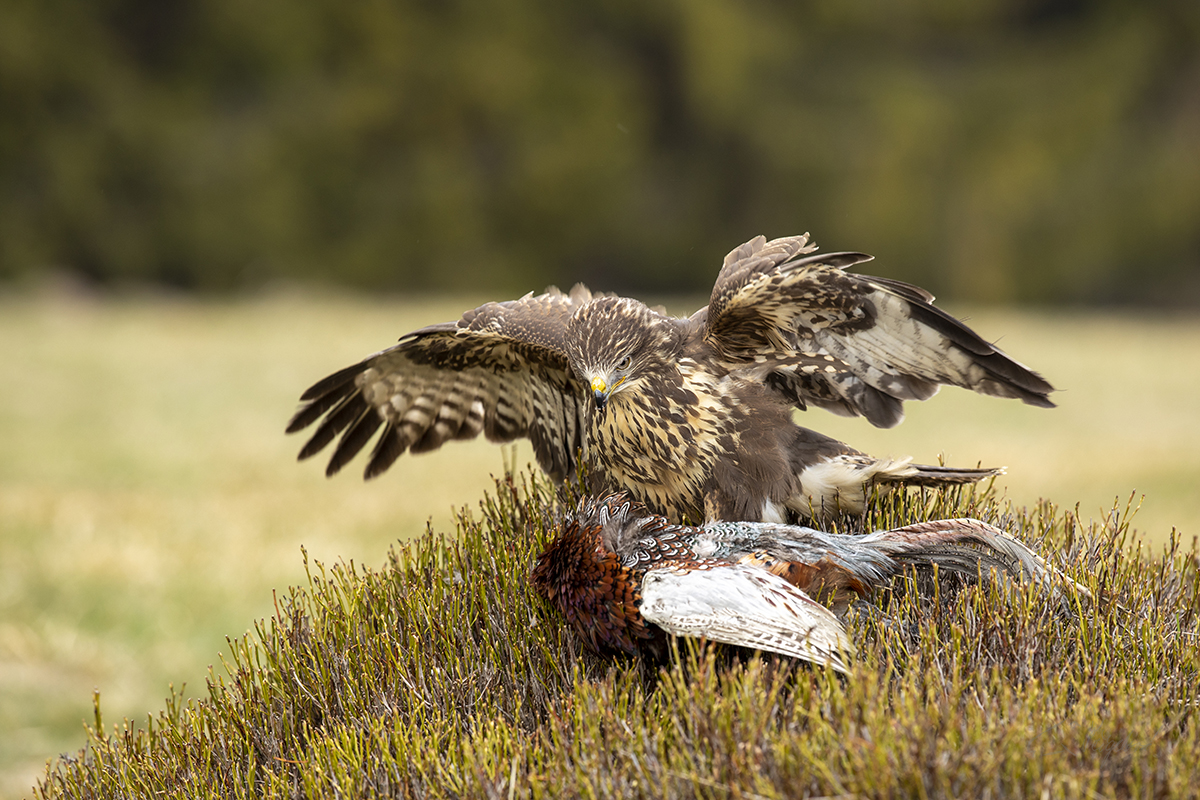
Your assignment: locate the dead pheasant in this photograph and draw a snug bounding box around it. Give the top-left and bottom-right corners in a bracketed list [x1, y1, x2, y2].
[530, 494, 1078, 673]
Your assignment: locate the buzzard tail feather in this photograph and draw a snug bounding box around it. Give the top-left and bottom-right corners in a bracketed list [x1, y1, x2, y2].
[875, 463, 1003, 486]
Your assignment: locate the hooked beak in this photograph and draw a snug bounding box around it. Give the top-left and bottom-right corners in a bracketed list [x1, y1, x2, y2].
[590, 376, 610, 410]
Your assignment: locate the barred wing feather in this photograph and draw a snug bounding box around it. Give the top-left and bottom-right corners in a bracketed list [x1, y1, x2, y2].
[705, 234, 1055, 428]
[287, 286, 593, 481]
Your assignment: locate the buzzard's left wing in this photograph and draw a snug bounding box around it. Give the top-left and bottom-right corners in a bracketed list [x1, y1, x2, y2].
[287, 286, 593, 481]
[704, 234, 1055, 428]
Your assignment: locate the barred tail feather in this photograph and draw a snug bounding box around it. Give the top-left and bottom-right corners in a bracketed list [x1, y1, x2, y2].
[874, 464, 1004, 487]
[861, 518, 1086, 594]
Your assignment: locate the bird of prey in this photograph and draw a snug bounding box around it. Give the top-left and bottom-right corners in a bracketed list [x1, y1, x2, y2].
[288, 233, 1054, 523]
[530, 493, 1078, 671]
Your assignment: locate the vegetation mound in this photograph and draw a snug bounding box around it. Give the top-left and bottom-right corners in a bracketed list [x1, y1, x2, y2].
[37, 476, 1199, 799]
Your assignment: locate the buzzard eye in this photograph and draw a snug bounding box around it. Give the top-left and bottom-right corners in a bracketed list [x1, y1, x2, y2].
[615, 355, 632, 371]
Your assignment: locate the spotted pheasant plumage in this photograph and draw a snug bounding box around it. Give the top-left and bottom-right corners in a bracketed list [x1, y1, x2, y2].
[529, 494, 1082, 671]
[289, 233, 1055, 522]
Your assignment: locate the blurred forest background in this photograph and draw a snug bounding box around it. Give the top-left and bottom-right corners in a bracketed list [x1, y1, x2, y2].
[2, 0, 1199, 302]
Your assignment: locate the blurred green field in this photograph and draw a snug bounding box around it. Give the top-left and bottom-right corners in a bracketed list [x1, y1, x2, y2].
[1, 291, 1197, 797]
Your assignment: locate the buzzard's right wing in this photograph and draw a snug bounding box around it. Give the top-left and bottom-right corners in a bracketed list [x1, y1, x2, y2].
[704, 234, 1055, 428]
[287, 286, 593, 481]
[639, 563, 853, 672]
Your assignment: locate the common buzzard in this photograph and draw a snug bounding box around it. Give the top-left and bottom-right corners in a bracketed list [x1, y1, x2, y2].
[288, 234, 1053, 522]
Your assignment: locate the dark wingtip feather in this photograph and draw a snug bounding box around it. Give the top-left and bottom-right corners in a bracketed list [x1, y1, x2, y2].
[1008, 384, 1057, 409]
[980, 352, 1056, 398]
[299, 361, 369, 402]
[298, 433, 330, 462]
[974, 367, 1056, 408]
[325, 409, 384, 477]
[364, 425, 407, 479]
[868, 279, 1057, 406]
[286, 381, 356, 434]
[297, 393, 368, 462]
[286, 408, 315, 435]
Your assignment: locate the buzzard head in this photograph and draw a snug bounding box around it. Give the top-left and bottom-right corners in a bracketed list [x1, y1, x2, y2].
[567, 297, 680, 412]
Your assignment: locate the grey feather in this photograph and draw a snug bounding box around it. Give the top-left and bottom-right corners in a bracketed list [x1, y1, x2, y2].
[640, 564, 853, 673]
[705, 234, 1055, 424]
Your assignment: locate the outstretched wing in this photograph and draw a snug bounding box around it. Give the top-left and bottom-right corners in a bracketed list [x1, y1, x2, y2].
[639, 563, 853, 672]
[287, 286, 593, 481]
[704, 234, 1055, 428]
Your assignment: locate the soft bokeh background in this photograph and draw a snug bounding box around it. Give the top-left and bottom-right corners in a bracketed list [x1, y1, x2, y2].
[3, 0, 1199, 301]
[2, 1, 1199, 797]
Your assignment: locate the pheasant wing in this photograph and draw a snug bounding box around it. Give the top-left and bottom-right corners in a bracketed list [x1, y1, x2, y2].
[639, 562, 853, 672]
[287, 286, 593, 481]
[705, 234, 1055, 427]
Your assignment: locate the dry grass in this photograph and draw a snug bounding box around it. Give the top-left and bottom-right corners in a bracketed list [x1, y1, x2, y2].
[1, 291, 1197, 797]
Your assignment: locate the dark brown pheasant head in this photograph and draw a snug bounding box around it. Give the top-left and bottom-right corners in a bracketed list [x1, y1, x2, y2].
[529, 500, 662, 658]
